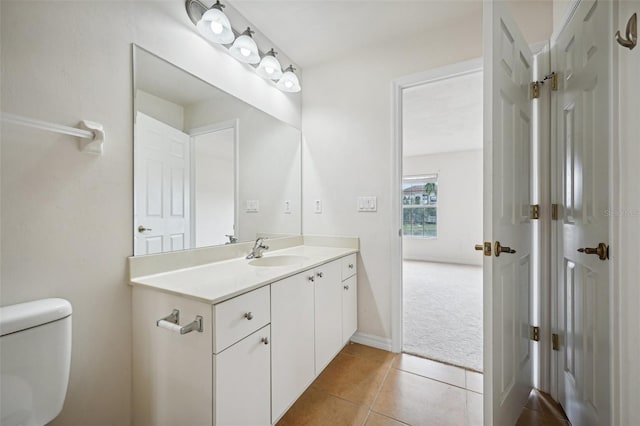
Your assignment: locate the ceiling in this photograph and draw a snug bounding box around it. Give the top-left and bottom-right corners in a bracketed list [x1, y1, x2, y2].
[230, 1, 483, 68]
[402, 71, 483, 157]
[229, 1, 552, 69]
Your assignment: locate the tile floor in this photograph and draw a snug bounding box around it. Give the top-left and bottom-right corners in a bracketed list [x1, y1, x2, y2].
[277, 343, 571, 426]
[277, 343, 483, 426]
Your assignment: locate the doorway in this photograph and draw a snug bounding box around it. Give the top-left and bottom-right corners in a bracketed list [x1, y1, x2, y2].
[392, 60, 485, 373]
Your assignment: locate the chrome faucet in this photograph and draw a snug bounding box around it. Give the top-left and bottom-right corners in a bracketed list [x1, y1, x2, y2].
[225, 234, 238, 244]
[246, 238, 269, 259]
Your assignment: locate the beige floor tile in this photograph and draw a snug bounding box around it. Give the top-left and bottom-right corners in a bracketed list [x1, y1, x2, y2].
[312, 352, 391, 406]
[515, 408, 570, 426]
[342, 342, 397, 365]
[372, 369, 467, 426]
[466, 390, 483, 426]
[465, 370, 483, 394]
[393, 353, 466, 388]
[277, 386, 369, 426]
[365, 412, 409, 426]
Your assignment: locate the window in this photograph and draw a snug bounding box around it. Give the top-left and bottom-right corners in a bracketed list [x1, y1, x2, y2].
[402, 175, 438, 238]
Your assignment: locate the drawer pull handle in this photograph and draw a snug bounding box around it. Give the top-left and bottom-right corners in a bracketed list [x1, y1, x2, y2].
[344, 285, 350, 290]
[244, 312, 254, 320]
[156, 309, 203, 334]
[308, 275, 315, 282]
[316, 271, 324, 278]
[261, 337, 269, 345]
[348, 263, 354, 269]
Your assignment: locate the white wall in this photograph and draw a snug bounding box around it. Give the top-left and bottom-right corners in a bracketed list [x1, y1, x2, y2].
[136, 90, 185, 130]
[301, 3, 551, 343]
[403, 150, 483, 266]
[0, 2, 300, 425]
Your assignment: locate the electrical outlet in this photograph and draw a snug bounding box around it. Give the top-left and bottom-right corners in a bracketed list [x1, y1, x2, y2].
[284, 200, 292, 214]
[314, 199, 322, 214]
[245, 200, 259, 212]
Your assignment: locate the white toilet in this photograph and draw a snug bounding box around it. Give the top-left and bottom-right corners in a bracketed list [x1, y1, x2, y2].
[0, 298, 72, 426]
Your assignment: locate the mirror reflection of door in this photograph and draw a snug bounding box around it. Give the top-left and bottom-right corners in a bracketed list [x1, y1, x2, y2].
[134, 112, 191, 255]
[190, 122, 237, 248]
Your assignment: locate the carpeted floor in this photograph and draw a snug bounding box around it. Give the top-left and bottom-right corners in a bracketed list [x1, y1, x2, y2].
[402, 260, 483, 372]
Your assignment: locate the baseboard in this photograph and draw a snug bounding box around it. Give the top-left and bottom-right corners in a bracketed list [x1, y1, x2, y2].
[350, 332, 394, 352]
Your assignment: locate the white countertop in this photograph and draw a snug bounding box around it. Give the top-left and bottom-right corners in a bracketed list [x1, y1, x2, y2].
[129, 245, 358, 304]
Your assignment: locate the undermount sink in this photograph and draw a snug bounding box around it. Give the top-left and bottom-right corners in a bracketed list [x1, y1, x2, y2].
[248, 255, 308, 267]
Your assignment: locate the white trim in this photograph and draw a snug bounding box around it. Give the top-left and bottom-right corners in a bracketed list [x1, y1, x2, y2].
[390, 58, 483, 354]
[350, 332, 393, 352]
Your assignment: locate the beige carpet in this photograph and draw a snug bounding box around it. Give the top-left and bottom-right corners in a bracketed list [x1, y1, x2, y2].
[402, 260, 483, 372]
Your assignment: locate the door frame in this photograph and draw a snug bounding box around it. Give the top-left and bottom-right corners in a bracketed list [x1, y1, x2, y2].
[390, 58, 483, 354]
[188, 119, 240, 247]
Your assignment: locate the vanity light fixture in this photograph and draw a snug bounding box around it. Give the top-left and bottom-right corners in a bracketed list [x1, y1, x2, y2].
[185, 0, 301, 92]
[229, 27, 260, 64]
[196, 0, 235, 44]
[277, 65, 301, 93]
[256, 49, 283, 80]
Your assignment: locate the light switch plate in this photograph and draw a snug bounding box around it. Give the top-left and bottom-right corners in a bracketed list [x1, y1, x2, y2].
[284, 200, 292, 214]
[246, 200, 259, 212]
[357, 196, 377, 212]
[314, 199, 322, 214]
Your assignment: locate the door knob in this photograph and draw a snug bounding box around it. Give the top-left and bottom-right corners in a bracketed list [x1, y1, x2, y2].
[577, 243, 609, 260]
[475, 242, 492, 256]
[138, 225, 152, 233]
[494, 241, 516, 257]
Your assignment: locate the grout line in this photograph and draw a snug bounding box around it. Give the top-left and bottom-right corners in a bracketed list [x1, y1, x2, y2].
[364, 354, 397, 425]
[392, 366, 482, 395]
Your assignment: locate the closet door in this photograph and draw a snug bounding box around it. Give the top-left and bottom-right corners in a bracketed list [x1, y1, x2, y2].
[483, 2, 534, 425]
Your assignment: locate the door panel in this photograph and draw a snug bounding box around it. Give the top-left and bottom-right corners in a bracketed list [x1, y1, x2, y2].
[484, 2, 534, 424]
[134, 112, 191, 255]
[553, 0, 611, 424]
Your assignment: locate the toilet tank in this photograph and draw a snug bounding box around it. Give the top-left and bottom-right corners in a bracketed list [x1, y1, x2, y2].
[0, 298, 72, 426]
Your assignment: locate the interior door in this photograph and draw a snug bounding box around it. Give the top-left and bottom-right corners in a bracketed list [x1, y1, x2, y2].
[134, 112, 191, 255]
[483, 2, 534, 424]
[552, 1, 612, 424]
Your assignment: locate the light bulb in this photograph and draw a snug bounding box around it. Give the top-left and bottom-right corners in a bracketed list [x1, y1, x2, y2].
[265, 66, 274, 75]
[210, 21, 223, 34]
[240, 47, 251, 57]
[285, 81, 293, 88]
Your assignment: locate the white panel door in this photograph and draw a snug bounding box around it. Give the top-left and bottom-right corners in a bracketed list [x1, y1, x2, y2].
[553, 1, 612, 424]
[134, 112, 190, 255]
[215, 325, 271, 426]
[483, 2, 534, 424]
[271, 272, 315, 423]
[314, 260, 343, 374]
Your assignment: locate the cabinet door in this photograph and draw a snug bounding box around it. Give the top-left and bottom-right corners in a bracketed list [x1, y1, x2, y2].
[271, 273, 315, 423]
[342, 275, 357, 344]
[215, 325, 271, 426]
[314, 260, 343, 374]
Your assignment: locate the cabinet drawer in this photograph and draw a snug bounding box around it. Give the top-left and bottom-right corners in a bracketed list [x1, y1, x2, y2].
[341, 254, 357, 280]
[213, 286, 270, 353]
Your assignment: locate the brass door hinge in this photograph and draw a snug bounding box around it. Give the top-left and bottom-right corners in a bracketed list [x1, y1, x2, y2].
[552, 204, 559, 220]
[552, 333, 560, 351]
[530, 81, 541, 99]
[530, 72, 558, 100]
[531, 326, 540, 342]
[531, 204, 540, 220]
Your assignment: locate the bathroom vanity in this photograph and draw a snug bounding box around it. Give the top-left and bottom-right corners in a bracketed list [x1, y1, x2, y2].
[129, 237, 358, 425]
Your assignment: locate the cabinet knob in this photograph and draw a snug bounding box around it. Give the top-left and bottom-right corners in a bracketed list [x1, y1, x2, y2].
[244, 312, 254, 320]
[348, 263, 354, 269]
[344, 285, 350, 290]
[316, 271, 324, 278]
[308, 275, 315, 282]
[261, 337, 269, 345]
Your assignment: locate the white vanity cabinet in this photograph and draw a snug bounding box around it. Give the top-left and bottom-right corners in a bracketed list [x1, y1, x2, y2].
[132, 250, 358, 426]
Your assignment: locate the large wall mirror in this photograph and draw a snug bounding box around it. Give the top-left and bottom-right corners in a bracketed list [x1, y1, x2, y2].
[133, 46, 301, 256]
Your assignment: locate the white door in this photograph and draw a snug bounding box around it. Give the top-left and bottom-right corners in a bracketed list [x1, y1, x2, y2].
[552, 1, 612, 424]
[483, 2, 534, 424]
[134, 112, 190, 255]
